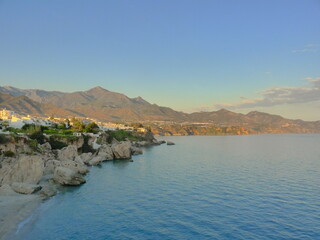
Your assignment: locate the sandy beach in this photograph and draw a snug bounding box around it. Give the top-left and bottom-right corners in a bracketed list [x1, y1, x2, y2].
[0, 185, 42, 240]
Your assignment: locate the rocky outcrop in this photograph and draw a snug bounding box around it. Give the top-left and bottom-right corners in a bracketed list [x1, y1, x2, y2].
[11, 182, 42, 194]
[97, 144, 114, 161]
[53, 167, 86, 186]
[167, 141, 175, 145]
[131, 146, 143, 155]
[111, 141, 132, 159]
[0, 155, 44, 185]
[39, 181, 58, 198]
[40, 142, 52, 152]
[44, 160, 61, 175]
[88, 156, 104, 166]
[57, 145, 78, 161]
[44, 159, 88, 175]
[0, 137, 34, 155]
[135, 141, 148, 147]
[76, 152, 93, 165]
[0, 132, 161, 199]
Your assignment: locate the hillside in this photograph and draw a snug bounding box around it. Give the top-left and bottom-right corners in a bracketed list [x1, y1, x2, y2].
[1, 85, 320, 134]
[0, 92, 81, 118]
[0, 86, 188, 121]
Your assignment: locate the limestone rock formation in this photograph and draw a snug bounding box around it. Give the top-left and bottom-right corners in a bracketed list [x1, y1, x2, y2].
[39, 181, 58, 198]
[88, 156, 104, 166]
[0, 155, 44, 185]
[11, 182, 42, 194]
[97, 144, 114, 161]
[131, 146, 143, 155]
[57, 145, 78, 161]
[44, 159, 88, 175]
[53, 167, 86, 186]
[111, 141, 132, 159]
[76, 152, 93, 165]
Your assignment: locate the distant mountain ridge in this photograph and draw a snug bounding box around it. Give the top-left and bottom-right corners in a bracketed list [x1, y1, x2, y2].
[0, 85, 319, 133]
[0, 86, 188, 121]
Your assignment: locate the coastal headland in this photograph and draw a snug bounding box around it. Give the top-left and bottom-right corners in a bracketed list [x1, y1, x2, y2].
[0, 121, 167, 240]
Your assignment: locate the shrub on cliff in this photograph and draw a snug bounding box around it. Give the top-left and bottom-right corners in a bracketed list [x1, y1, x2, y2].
[0, 134, 10, 144]
[84, 122, 99, 134]
[107, 130, 145, 142]
[27, 139, 39, 152]
[71, 118, 85, 132]
[29, 131, 46, 144]
[3, 150, 15, 157]
[48, 138, 68, 150]
[22, 124, 42, 134]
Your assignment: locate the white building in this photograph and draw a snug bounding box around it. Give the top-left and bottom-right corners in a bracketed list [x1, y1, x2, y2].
[0, 109, 15, 120]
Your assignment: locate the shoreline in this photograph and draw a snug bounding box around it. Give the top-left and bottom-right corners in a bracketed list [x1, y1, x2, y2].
[0, 129, 168, 240]
[0, 194, 42, 240]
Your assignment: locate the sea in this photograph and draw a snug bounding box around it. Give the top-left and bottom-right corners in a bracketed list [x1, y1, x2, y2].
[12, 135, 320, 240]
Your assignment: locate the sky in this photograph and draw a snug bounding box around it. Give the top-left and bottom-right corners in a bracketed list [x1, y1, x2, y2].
[0, 0, 319, 120]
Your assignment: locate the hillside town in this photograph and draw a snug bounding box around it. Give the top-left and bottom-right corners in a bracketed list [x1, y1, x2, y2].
[0, 108, 147, 133]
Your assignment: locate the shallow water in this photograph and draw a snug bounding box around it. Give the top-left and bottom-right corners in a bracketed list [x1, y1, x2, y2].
[13, 135, 320, 239]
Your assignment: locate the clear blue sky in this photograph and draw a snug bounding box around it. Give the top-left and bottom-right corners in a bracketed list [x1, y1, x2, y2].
[0, 0, 319, 120]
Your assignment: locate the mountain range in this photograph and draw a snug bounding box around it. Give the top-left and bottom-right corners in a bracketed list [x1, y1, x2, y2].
[0, 85, 319, 133]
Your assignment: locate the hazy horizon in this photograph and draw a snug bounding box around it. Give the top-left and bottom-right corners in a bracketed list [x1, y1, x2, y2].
[0, 0, 319, 120]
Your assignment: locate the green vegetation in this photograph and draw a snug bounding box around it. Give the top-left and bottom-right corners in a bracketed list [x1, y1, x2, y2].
[48, 134, 79, 150]
[43, 129, 73, 135]
[3, 150, 15, 157]
[71, 118, 85, 132]
[1, 121, 9, 129]
[71, 118, 99, 133]
[0, 134, 10, 144]
[84, 122, 99, 133]
[27, 139, 39, 152]
[107, 129, 145, 142]
[48, 138, 68, 150]
[29, 131, 46, 144]
[0, 119, 151, 153]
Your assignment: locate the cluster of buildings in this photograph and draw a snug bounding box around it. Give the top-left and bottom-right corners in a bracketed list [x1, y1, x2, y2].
[0, 108, 148, 133]
[0, 108, 42, 129]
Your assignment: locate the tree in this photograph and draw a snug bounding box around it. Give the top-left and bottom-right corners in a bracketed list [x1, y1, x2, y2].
[1, 121, 9, 129]
[71, 118, 85, 132]
[84, 122, 99, 133]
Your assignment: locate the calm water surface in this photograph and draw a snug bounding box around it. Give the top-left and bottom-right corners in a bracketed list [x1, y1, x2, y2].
[14, 135, 320, 239]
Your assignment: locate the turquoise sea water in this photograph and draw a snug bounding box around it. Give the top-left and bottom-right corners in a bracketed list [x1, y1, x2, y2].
[13, 135, 320, 240]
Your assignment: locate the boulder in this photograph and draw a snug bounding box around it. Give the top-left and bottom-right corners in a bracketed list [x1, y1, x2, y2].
[97, 144, 114, 161]
[44, 159, 88, 175]
[53, 167, 86, 186]
[57, 145, 78, 161]
[0, 155, 44, 185]
[131, 146, 143, 155]
[76, 152, 93, 165]
[88, 156, 104, 166]
[11, 182, 42, 194]
[39, 181, 58, 198]
[44, 160, 61, 175]
[111, 141, 132, 159]
[60, 160, 89, 174]
[136, 141, 147, 147]
[40, 142, 52, 151]
[111, 138, 119, 144]
[167, 141, 175, 145]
